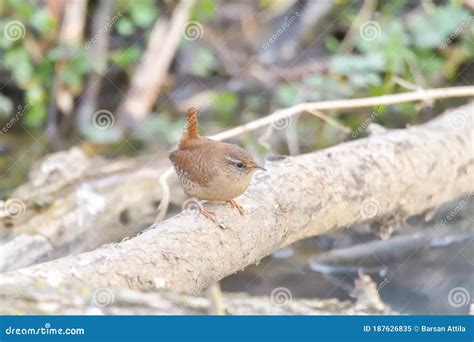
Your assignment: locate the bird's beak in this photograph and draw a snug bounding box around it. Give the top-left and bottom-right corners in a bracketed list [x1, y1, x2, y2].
[253, 164, 266, 171]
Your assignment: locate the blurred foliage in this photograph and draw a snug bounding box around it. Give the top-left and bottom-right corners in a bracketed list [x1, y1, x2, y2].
[0, 0, 158, 126]
[191, 48, 217, 77]
[273, 1, 473, 138]
[0, 0, 472, 193]
[116, 0, 158, 35]
[212, 92, 239, 122]
[190, 0, 217, 21]
[0, 0, 472, 142]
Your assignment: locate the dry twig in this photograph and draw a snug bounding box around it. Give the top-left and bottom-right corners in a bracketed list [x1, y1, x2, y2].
[157, 86, 474, 220]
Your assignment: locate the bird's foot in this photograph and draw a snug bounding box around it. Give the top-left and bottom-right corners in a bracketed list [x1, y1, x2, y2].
[201, 207, 218, 224]
[192, 199, 220, 226]
[228, 199, 245, 216]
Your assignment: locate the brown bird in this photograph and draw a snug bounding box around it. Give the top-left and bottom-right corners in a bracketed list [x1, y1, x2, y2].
[169, 107, 266, 224]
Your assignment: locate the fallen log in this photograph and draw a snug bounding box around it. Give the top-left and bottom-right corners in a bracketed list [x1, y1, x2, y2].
[0, 150, 183, 272]
[0, 284, 393, 315]
[0, 103, 472, 293]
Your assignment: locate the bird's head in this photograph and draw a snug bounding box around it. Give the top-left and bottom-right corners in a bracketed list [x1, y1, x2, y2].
[221, 145, 266, 183]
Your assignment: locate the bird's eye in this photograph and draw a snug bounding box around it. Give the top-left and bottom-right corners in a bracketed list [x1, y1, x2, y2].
[235, 162, 245, 169]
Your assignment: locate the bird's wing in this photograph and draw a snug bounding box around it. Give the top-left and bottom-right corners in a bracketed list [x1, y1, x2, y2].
[169, 145, 218, 187]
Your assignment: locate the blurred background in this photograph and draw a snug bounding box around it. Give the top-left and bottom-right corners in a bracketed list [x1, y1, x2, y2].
[0, 0, 473, 314]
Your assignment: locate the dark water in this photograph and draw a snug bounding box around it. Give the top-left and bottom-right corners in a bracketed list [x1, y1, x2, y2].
[221, 198, 474, 315]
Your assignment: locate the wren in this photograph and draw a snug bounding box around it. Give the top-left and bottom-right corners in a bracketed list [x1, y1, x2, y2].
[169, 107, 265, 224]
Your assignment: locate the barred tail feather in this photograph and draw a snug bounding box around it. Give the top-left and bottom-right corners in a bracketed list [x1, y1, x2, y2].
[186, 107, 199, 138]
[179, 107, 200, 148]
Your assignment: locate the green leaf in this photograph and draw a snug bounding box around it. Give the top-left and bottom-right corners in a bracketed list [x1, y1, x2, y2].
[110, 47, 141, 69]
[330, 53, 385, 75]
[73, 51, 91, 73]
[416, 53, 445, 76]
[191, 0, 217, 22]
[212, 92, 238, 122]
[30, 8, 55, 35]
[34, 59, 54, 81]
[24, 102, 46, 126]
[410, 4, 470, 49]
[325, 35, 340, 53]
[57, 52, 90, 91]
[129, 1, 158, 28]
[60, 68, 82, 90]
[7, 1, 35, 17]
[116, 17, 135, 36]
[47, 44, 77, 60]
[191, 48, 216, 77]
[275, 84, 298, 107]
[4, 47, 33, 86]
[26, 86, 46, 104]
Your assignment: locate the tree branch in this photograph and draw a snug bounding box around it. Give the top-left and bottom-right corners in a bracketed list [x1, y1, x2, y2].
[117, 0, 195, 128]
[210, 86, 474, 141]
[1, 103, 472, 293]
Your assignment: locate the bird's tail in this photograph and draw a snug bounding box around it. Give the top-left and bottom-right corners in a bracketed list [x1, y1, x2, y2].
[186, 107, 199, 138]
[179, 107, 200, 147]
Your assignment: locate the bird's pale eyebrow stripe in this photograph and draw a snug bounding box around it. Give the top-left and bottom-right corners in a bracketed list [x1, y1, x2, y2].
[224, 155, 243, 164]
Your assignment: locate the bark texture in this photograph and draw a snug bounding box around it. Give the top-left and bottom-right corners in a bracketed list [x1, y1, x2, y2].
[0, 284, 393, 315]
[0, 151, 183, 272]
[0, 104, 472, 294]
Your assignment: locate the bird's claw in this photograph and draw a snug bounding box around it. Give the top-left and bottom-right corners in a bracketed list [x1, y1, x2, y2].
[192, 199, 225, 228]
[201, 208, 217, 223]
[229, 199, 245, 216]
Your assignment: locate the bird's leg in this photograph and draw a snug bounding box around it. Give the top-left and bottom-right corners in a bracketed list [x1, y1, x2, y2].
[192, 199, 218, 224]
[228, 199, 245, 216]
